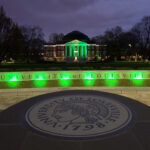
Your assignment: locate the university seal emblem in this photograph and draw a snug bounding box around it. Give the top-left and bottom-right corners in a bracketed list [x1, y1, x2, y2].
[25, 94, 134, 139]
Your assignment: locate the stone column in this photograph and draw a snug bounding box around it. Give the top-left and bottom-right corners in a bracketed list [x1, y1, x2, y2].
[69, 46, 71, 58]
[72, 46, 75, 57]
[85, 46, 87, 58]
[84, 46, 86, 57]
[72, 46, 74, 57]
[81, 46, 83, 58]
[77, 46, 79, 57]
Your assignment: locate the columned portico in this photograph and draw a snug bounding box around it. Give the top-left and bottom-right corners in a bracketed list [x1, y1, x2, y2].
[65, 40, 87, 60]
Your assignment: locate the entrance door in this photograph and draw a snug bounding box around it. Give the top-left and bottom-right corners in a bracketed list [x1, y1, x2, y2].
[74, 46, 78, 62]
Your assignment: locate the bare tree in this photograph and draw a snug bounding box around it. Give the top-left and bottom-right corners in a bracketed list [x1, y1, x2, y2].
[0, 6, 14, 62]
[132, 16, 150, 59]
[100, 26, 123, 61]
[6, 24, 25, 61]
[91, 35, 102, 44]
[49, 33, 64, 44]
[20, 26, 45, 62]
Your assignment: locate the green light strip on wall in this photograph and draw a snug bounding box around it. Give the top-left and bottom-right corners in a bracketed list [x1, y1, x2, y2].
[0, 71, 149, 88]
[129, 71, 145, 86]
[5, 73, 21, 88]
[104, 71, 119, 87]
[32, 72, 48, 88]
[58, 72, 72, 87]
[0, 71, 150, 81]
[83, 72, 96, 86]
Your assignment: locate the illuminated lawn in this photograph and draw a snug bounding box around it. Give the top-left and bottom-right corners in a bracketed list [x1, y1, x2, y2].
[1, 62, 150, 71]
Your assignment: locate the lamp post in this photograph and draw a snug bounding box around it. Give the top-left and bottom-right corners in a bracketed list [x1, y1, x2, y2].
[128, 44, 132, 48]
[129, 43, 137, 62]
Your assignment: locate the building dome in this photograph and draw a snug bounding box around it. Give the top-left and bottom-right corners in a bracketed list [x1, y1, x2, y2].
[63, 31, 90, 43]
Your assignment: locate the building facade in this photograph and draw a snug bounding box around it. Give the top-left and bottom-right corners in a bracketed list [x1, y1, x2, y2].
[43, 31, 106, 62]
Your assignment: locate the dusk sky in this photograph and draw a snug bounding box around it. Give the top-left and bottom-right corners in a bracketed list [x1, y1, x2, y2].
[1, 0, 150, 41]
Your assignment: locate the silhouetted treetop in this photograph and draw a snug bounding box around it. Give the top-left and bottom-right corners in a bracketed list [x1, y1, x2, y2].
[63, 31, 90, 43]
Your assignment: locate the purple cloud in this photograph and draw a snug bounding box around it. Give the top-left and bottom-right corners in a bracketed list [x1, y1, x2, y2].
[1, 0, 150, 40]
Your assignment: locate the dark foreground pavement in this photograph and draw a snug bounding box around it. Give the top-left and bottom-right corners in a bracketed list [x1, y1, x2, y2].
[0, 90, 150, 150]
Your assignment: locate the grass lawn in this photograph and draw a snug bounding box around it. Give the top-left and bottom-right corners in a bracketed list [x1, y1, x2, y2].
[0, 61, 150, 72]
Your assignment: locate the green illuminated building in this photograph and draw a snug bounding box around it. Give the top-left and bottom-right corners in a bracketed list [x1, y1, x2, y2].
[44, 31, 106, 62]
[65, 40, 87, 60]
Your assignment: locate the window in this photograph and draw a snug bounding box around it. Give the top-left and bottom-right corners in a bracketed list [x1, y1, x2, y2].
[46, 52, 49, 57]
[57, 51, 62, 57]
[88, 50, 94, 56]
[49, 51, 53, 57]
[50, 47, 53, 50]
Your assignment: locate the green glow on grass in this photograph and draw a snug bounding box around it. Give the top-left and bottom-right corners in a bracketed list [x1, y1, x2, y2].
[58, 72, 72, 87]
[83, 72, 96, 86]
[32, 72, 48, 88]
[104, 71, 118, 87]
[5, 73, 21, 88]
[130, 71, 145, 86]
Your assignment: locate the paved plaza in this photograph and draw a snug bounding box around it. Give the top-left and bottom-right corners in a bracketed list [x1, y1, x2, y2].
[0, 89, 150, 150]
[0, 87, 150, 111]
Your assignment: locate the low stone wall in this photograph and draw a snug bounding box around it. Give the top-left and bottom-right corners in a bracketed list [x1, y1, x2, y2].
[0, 70, 150, 88]
[0, 70, 150, 81]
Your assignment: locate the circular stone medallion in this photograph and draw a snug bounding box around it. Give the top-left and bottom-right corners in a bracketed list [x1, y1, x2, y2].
[25, 94, 134, 139]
